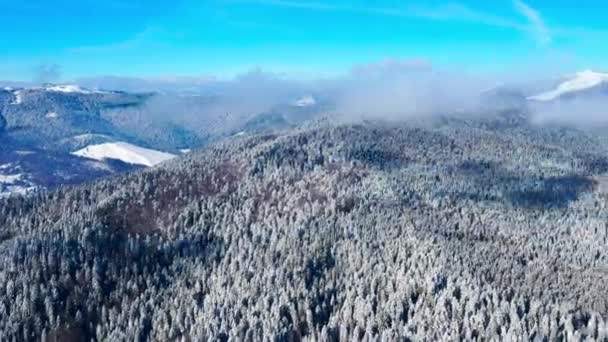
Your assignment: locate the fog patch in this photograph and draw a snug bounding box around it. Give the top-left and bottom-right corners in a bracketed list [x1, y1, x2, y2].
[329, 59, 492, 121]
[33, 64, 62, 84]
[77, 75, 216, 93]
[76, 59, 608, 130]
[103, 69, 312, 136]
[529, 96, 608, 127]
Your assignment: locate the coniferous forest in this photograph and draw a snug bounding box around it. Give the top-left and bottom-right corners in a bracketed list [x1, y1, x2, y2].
[2, 117, 608, 341]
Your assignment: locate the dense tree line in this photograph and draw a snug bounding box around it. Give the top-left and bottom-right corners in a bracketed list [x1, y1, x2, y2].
[1, 119, 608, 340]
[0, 113, 5, 134]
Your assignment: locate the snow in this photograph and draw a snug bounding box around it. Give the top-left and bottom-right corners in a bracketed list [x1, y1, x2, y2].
[46, 112, 59, 119]
[180, 149, 192, 154]
[11, 90, 23, 105]
[72, 142, 176, 167]
[46, 84, 92, 94]
[0, 174, 22, 184]
[294, 95, 317, 107]
[45, 84, 107, 94]
[0, 169, 36, 197]
[0, 186, 36, 198]
[70, 133, 112, 142]
[528, 70, 608, 101]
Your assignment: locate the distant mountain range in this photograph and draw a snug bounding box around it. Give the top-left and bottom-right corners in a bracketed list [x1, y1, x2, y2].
[0, 84, 325, 196]
[2, 71, 607, 196]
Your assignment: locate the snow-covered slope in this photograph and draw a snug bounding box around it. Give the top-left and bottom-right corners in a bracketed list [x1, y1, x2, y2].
[0, 164, 36, 198]
[0, 173, 22, 184]
[11, 90, 23, 105]
[293, 95, 317, 107]
[44, 84, 107, 94]
[72, 142, 176, 167]
[528, 70, 608, 101]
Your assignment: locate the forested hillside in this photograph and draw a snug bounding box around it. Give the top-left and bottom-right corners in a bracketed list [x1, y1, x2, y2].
[0, 113, 6, 134]
[1, 119, 608, 340]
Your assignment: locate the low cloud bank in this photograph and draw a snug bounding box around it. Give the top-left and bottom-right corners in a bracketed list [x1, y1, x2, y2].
[330, 59, 489, 121]
[80, 59, 494, 122]
[529, 96, 608, 127]
[33, 64, 62, 84]
[76, 59, 608, 128]
[78, 75, 215, 93]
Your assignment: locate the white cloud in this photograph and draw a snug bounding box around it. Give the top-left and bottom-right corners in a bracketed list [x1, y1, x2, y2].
[240, 0, 564, 46]
[330, 59, 490, 121]
[351, 58, 433, 78]
[70, 26, 178, 54]
[33, 64, 62, 83]
[77, 57, 608, 130]
[512, 0, 551, 45]
[529, 96, 608, 127]
[77, 75, 216, 93]
[406, 3, 523, 29]
[245, 0, 524, 29]
[78, 58, 495, 126]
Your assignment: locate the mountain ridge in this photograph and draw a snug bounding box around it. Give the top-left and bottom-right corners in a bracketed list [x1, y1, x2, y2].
[1, 121, 607, 340]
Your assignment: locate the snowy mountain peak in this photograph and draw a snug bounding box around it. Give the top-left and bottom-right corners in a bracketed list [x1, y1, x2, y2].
[527, 70, 608, 101]
[72, 142, 176, 167]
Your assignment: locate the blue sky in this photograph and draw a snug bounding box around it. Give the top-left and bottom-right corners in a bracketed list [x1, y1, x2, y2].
[1, 0, 607, 81]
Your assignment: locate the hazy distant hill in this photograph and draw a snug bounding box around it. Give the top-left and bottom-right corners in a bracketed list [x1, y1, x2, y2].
[0, 84, 329, 196]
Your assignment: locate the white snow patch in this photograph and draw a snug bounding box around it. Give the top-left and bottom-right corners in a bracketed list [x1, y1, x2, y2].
[15, 150, 35, 156]
[46, 84, 91, 94]
[46, 112, 59, 119]
[294, 95, 317, 107]
[11, 90, 23, 105]
[528, 70, 608, 101]
[0, 186, 37, 198]
[45, 84, 107, 94]
[0, 174, 22, 184]
[180, 149, 192, 154]
[72, 142, 176, 167]
[0, 168, 36, 197]
[233, 131, 246, 136]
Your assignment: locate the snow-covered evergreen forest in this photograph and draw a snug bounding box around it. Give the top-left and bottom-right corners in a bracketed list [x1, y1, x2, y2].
[1, 116, 608, 341]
